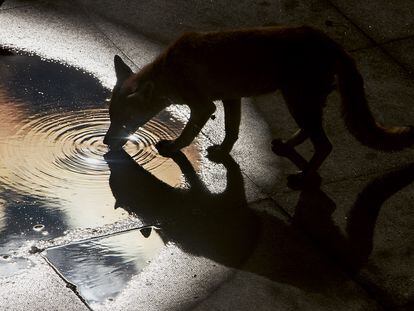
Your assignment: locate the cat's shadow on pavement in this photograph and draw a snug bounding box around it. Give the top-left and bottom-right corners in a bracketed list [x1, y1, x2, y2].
[104, 148, 414, 292]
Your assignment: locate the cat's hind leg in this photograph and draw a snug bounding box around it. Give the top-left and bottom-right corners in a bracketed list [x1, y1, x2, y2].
[278, 88, 331, 189]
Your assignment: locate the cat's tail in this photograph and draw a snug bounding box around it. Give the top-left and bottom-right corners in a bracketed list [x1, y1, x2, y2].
[335, 49, 414, 151]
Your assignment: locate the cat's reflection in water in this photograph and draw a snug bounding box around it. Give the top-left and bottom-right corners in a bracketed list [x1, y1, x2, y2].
[104, 149, 260, 269]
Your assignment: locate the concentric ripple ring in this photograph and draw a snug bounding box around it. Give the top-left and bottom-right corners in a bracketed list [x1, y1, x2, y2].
[0, 108, 181, 198]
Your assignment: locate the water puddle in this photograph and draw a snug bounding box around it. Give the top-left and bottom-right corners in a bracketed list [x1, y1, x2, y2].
[0, 107, 182, 198]
[44, 227, 165, 307]
[0, 50, 201, 256]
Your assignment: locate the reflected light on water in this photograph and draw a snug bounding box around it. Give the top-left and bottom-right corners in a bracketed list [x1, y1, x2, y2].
[45, 227, 165, 306]
[0, 101, 199, 228]
[83, 156, 104, 166]
[0, 52, 202, 241]
[128, 134, 139, 143]
[0, 199, 5, 235]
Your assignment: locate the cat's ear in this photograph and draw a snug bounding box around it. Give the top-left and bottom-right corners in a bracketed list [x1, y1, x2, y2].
[114, 55, 133, 82]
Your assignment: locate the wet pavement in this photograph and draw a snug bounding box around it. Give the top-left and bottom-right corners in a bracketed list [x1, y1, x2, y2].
[44, 227, 165, 308]
[0, 52, 201, 256]
[0, 0, 413, 310]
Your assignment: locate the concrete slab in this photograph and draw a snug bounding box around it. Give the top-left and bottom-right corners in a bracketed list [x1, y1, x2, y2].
[274, 163, 414, 307]
[329, 0, 414, 43]
[0, 0, 39, 10]
[81, 9, 163, 71]
[0, 256, 89, 310]
[41, 200, 380, 311]
[77, 0, 370, 50]
[382, 37, 414, 75]
[44, 228, 166, 308]
[0, 1, 122, 87]
[194, 271, 376, 311]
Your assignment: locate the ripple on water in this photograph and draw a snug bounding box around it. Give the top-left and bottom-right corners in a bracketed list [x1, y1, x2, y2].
[33, 224, 45, 232]
[0, 108, 181, 198]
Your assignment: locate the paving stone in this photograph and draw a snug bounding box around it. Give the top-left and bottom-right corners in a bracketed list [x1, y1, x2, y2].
[382, 37, 414, 75]
[0, 257, 88, 310]
[80, 9, 163, 71]
[77, 0, 370, 50]
[0, 1, 122, 87]
[0, 0, 39, 10]
[329, 0, 414, 43]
